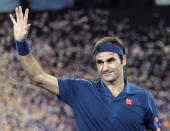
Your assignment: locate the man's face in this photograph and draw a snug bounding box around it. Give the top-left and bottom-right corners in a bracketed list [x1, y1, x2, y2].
[96, 52, 126, 83]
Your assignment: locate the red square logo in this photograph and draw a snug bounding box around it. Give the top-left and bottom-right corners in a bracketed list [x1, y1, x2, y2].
[126, 98, 132, 105]
[155, 117, 159, 123]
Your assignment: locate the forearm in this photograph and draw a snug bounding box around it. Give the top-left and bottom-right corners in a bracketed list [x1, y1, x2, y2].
[10, 7, 59, 95]
[18, 53, 59, 94]
[18, 53, 45, 81]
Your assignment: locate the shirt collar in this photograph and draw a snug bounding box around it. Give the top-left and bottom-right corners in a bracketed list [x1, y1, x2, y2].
[99, 78, 135, 96]
[124, 79, 135, 95]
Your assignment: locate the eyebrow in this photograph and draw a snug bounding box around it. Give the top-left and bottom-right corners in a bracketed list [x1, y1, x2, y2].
[96, 57, 116, 63]
[107, 57, 116, 62]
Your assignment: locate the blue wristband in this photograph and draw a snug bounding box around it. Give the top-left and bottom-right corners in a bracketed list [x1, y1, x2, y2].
[15, 40, 31, 56]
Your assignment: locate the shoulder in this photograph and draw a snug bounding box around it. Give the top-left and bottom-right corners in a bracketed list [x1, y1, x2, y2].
[129, 84, 155, 107]
[126, 79, 151, 98]
[130, 84, 152, 97]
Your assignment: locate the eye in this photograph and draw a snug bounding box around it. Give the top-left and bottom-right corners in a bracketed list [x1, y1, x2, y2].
[96, 60, 103, 64]
[107, 58, 116, 63]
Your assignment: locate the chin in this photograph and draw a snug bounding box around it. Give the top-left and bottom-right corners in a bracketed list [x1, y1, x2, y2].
[103, 76, 116, 83]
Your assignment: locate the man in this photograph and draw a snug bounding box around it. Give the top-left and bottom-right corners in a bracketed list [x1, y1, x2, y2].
[9, 6, 160, 131]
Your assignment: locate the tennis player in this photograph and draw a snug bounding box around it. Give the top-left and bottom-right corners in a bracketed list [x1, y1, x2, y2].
[9, 6, 161, 131]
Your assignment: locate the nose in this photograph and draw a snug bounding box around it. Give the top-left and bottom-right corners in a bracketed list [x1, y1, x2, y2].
[102, 63, 109, 72]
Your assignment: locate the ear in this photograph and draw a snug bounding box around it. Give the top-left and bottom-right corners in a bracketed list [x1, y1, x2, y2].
[122, 55, 127, 66]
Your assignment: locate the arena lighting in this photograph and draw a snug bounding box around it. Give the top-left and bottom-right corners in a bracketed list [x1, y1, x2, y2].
[155, 0, 170, 6]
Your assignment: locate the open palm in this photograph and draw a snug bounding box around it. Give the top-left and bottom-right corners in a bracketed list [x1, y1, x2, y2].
[9, 6, 31, 41]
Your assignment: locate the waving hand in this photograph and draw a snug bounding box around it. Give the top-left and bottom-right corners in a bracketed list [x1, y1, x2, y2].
[9, 6, 31, 41]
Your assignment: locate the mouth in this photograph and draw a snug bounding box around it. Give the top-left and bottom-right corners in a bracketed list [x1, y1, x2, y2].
[102, 72, 112, 76]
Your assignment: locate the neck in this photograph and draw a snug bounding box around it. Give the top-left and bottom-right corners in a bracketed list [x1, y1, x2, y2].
[103, 76, 125, 97]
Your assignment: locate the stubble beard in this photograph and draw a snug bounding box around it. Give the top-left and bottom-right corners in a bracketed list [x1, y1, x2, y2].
[102, 71, 120, 83]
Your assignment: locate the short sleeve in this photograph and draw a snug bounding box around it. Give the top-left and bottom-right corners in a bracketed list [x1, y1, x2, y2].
[144, 92, 160, 130]
[57, 78, 91, 106]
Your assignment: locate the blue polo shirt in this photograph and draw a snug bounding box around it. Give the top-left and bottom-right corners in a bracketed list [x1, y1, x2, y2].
[57, 78, 160, 131]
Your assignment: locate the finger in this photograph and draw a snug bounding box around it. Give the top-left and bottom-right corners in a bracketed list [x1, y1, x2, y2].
[24, 8, 29, 24]
[15, 7, 19, 22]
[26, 24, 31, 30]
[19, 6, 24, 21]
[9, 14, 16, 25]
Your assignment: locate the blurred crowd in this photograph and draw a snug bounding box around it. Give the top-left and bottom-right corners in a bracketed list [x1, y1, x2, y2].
[0, 7, 170, 131]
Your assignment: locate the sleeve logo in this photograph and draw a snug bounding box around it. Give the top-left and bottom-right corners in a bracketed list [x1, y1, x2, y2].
[155, 117, 159, 123]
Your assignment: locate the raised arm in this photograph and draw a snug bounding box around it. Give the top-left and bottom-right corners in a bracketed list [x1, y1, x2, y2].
[9, 6, 59, 95]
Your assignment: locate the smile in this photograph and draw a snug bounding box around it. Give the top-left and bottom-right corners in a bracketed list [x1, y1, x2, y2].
[103, 72, 112, 76]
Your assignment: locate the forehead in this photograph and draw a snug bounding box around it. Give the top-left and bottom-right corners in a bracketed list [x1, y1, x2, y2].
[95, 52, 119, 60]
